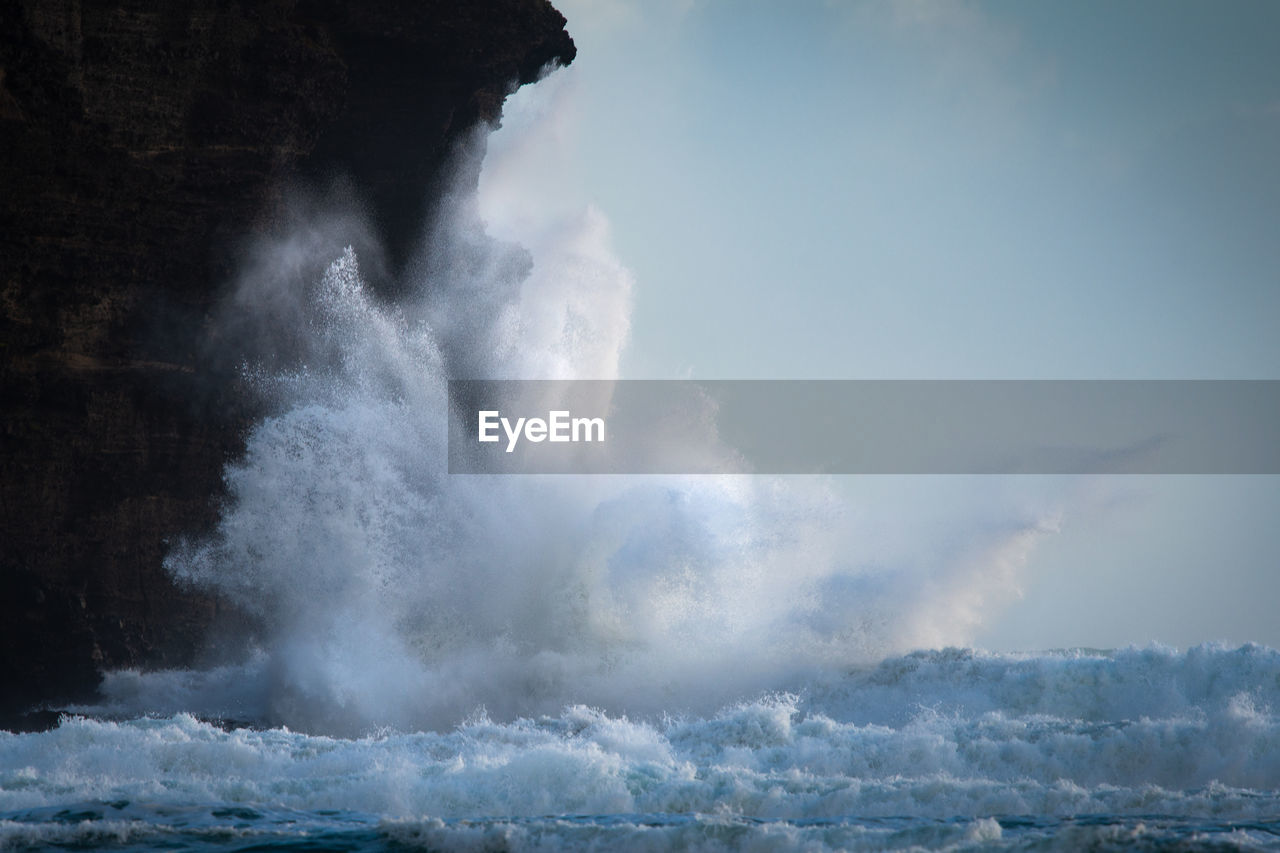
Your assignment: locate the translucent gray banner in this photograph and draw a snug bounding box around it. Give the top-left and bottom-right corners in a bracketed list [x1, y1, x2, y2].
[446, 380, 1280, 474]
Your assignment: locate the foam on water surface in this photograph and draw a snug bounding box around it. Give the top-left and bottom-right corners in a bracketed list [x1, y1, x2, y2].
[9, 648, 1280, 814]
[6, 647, 1280, 849]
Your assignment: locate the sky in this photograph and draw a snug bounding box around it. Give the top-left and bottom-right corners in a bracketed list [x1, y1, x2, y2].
[506, 0, 1280, 650]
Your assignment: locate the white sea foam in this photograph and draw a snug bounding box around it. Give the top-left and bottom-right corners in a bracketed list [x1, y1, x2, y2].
[8, 647, 1280, 833]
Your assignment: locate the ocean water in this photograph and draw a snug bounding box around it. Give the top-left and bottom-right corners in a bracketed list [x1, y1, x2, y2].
[4, 646, 1280, 850]
[7, 71, 1277, 851]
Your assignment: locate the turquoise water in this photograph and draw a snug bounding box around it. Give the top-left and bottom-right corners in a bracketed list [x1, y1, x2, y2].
[5, 646, 1280, 852]
[3, 806, 1278, 851]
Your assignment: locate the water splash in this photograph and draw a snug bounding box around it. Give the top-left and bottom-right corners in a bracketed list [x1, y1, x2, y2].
[122, 68, 1061, 735]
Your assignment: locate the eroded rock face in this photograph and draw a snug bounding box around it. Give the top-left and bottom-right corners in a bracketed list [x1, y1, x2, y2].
[0, 0, 574, 713]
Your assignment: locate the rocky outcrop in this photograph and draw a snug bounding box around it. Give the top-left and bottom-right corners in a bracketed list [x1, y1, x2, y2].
[0, 0, 574, 714]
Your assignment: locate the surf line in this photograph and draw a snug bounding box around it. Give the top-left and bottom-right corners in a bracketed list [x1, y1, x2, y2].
[478, 410, 606, 453]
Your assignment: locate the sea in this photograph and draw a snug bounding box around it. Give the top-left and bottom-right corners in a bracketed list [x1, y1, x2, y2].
[3, 645, 1280, 850]
[4, 71, 1277, 851]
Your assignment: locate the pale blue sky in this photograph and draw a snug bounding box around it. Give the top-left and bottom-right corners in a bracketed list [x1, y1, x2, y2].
[525, 0, 1280, 649]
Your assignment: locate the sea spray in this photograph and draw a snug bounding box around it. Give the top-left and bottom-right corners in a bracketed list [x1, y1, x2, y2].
[100, 67, 1060, 736]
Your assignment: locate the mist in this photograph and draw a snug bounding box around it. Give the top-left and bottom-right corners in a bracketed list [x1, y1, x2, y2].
[72, 73, 1064, 736]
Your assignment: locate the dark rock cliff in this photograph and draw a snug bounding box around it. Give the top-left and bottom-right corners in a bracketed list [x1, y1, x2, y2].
[0, 0, 574, 715]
